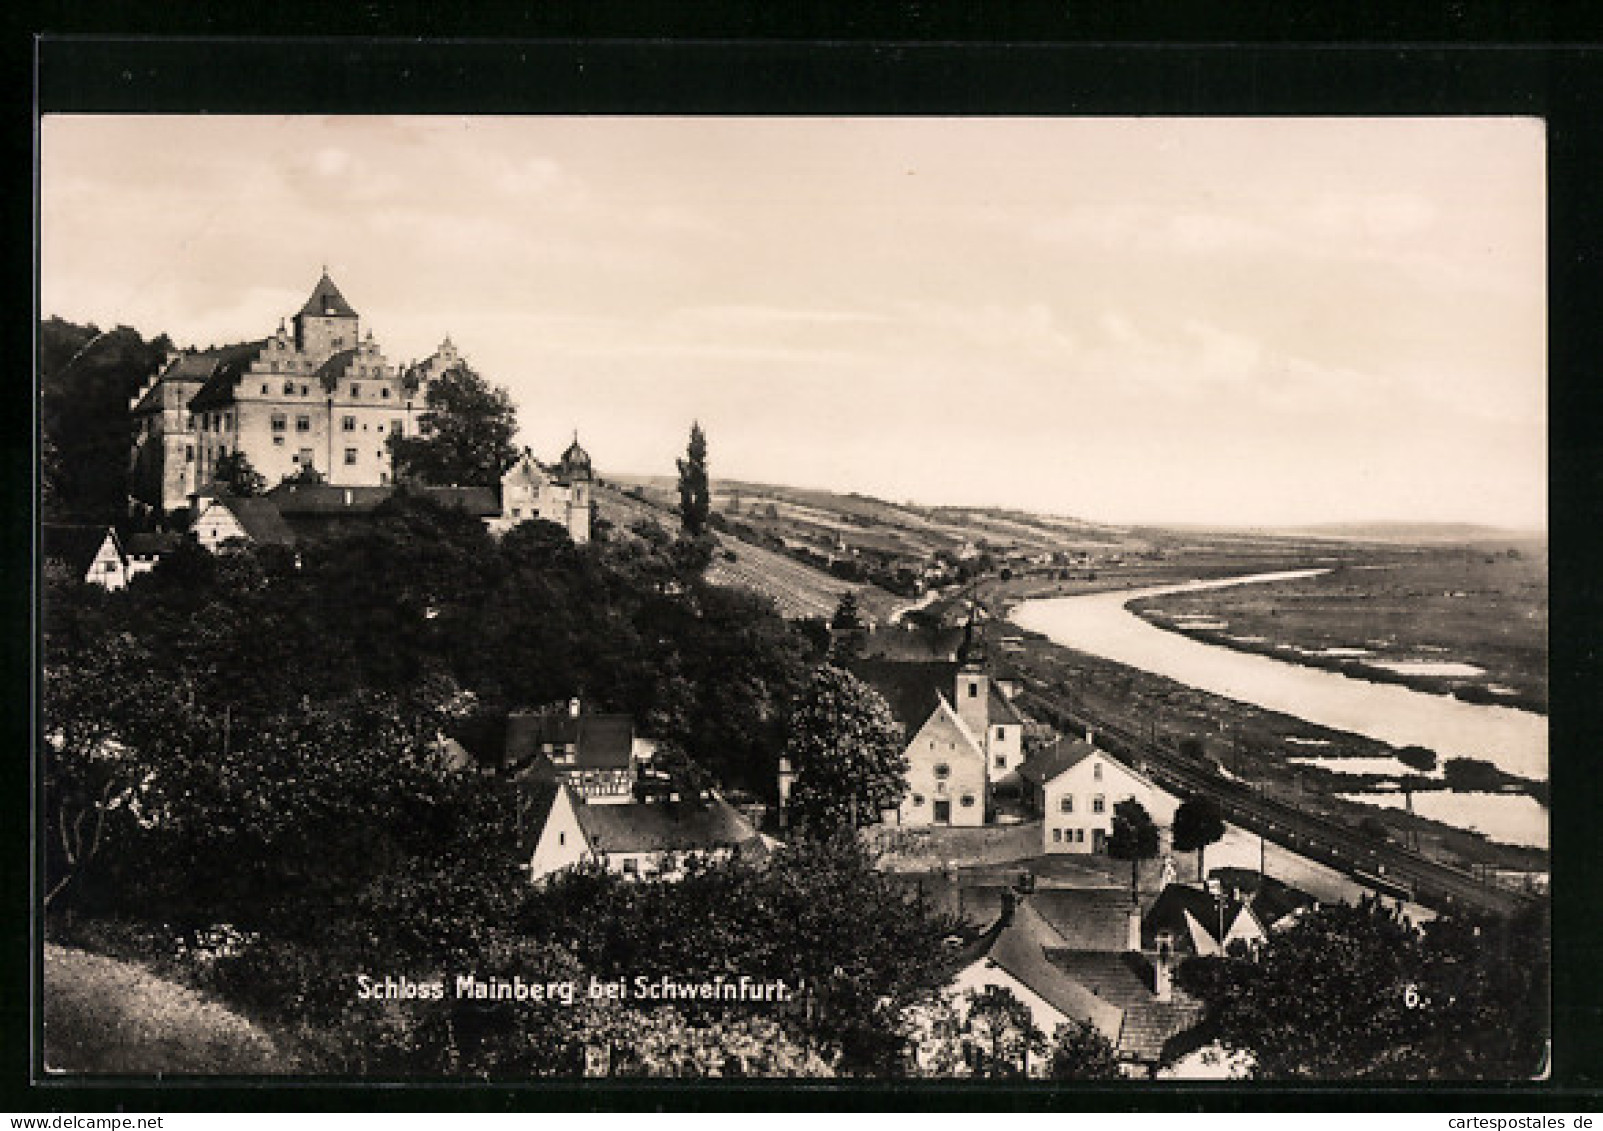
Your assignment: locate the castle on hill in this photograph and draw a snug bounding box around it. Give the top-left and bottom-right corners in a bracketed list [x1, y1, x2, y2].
[128, 271, 591, 543]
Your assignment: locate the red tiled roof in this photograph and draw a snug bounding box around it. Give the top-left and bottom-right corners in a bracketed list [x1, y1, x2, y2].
[213, 497, 296, 546]
[185, 341, 270, 411]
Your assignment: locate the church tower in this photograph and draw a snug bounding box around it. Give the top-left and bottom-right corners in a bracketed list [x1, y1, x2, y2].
[954, 609, 991, 739]
[292, 270, 360, 363]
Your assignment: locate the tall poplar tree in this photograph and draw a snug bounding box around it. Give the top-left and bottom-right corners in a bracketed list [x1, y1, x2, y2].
[676, 421, 710, 538]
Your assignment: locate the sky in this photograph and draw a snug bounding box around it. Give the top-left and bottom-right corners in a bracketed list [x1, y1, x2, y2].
[39, 116, 1546, 529]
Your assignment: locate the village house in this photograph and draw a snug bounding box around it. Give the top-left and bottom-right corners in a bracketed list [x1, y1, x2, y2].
[521, 782, 768, 884]
[1017, 733, 1161, 855]
[1143, 872, 1318, 958]
[191, 494, 298, 552]
[42, 524, 129, 590]
[506, 700, 640, 805]
[922, 889, 1206, 1075]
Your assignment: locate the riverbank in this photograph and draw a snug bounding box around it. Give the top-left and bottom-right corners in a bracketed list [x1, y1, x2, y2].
[991, 610, 1547, 878]
[1123, 552, 1547, 714]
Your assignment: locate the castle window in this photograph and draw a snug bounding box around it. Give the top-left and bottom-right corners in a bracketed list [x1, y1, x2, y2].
[283, 381, 295, 395]
[391, 419, 403, 434]
[381, 387, 390, 398]
[1053, 828, 1063, 844]
[300, 384, 309, 396]
[1094, 762, 1103, 781]
[1059, 796, 1074, 814]
[1076, 829, 1085, 843]
[344, 448, 358, 466]
[260, 384, 269, 395]
[185, 445, 194, 463]
[996, 726, 1005, 740]
[911, 794, 924, 807]
[298, 448, 314, 466]
[995, 755, 1006, 769]
[342, 416, 356, 432]
[273, 436, 284, 446]
[351, 384, 360, 397]
[511, 508, 522, 518]
[1092, 795, 1106, 814]
[271, 414, 286, 433]
[934, 764, 950, 781]
[296, 415, 311, 433]
[968, 682, 978, 698]
[960, 794, 975, 808]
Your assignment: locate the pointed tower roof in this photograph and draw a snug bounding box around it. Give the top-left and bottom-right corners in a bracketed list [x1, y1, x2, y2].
[297, 271, 358, 319]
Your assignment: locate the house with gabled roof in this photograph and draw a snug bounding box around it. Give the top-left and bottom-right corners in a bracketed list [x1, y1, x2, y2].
[925, 890, 1207, 1075]
[506, 699, 639, 805]
[42, 524, 129, 590]
[1018, 733, 1159, 855]
[522, 781, 769, 884]
[1142, 882, 1269, 959]
[191, 494, 297, 551]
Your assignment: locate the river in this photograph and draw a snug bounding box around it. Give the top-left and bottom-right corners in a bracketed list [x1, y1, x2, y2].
[1011, 569, 1548, 783]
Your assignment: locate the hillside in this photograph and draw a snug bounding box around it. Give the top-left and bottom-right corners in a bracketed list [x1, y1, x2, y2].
[44, 944, 295, 1074]
[595, 482, 895, 622]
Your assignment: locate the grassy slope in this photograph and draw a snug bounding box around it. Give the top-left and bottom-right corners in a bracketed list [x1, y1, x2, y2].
[43, 944, 294, 1075]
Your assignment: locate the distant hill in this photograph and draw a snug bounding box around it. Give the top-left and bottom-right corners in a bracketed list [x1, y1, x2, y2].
[1259, 521, 1545, 545]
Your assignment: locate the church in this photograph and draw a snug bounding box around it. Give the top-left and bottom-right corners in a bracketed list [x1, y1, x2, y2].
[128, 271, 592, 544]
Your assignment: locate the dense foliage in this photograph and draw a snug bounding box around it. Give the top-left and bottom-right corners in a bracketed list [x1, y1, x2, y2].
[520, 835, 957, 1073]
[1171, 795, 1227, 881]
[781, 666, 907, 833]
[388, 364, 520, 487]
[1178, 897, 1550, 1080]
[1107, 798, 1161, 902]
[41, 317, 171, 524]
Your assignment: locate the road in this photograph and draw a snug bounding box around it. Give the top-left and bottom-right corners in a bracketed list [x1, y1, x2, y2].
[1015, 683, 1537, 919]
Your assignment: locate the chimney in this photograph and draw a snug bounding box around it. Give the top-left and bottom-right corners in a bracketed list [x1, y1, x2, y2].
[343, 488, 353, 506]
[1085, 726, 1095, 746]
[1127, 905, 1142, 952]
[568, 697, 582, 717]
[1154, 933, 1174, 1001]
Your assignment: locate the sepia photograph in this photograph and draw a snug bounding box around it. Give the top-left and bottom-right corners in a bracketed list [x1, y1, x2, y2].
[37, 112, 1548, 1084]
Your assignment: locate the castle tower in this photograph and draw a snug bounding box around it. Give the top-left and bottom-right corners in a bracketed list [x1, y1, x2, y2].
[292, 270, 360, 363]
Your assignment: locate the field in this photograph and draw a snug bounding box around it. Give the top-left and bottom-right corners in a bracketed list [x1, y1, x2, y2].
[1125, 545, 1548, 713]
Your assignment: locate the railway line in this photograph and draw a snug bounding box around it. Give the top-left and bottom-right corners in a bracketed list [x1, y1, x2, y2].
[1015, 683, 1537, 918]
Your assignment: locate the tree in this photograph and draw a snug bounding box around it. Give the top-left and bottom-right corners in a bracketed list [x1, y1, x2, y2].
[1395, 745, 1438, 773]
[388, 364, 519, 487]
[280, 463, 324, 486]
[1048, 1019, 1123, 1080]
[213, 450, 267, 497]
[782, 665, 907, 833]
[1107, 798, 1160, 904]
[676, 421, 710, 538]
[1178, 897, 1549, 1080]
[963, 985, 1045, 1078]
[1171, 794, 1227, 882]
[828, 591, 867, 660]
